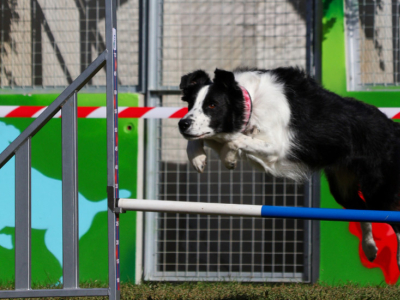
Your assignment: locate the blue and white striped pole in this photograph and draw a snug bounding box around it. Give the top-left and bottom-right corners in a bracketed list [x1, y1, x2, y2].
[118, 199, 400, 223]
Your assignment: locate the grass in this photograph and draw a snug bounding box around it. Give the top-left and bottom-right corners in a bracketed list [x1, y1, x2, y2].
[2, 281, 400, 299]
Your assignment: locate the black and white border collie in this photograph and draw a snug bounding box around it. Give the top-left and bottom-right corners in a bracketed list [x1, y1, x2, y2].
[178, 67, 400, 269]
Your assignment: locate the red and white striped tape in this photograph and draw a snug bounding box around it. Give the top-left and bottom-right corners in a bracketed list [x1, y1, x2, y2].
[379, 108, 400, 119]
[0, 106, 188, 119]
[0, 106, 400, 119]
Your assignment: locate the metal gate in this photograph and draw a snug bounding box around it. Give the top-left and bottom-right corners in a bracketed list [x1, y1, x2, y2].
[144, 0, 321, 282]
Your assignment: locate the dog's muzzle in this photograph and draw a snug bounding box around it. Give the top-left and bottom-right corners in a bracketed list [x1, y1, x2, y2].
[178, 118, 192, 134]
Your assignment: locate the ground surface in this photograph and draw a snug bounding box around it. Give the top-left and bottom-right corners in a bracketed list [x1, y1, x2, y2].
[2, 282, 400, 299]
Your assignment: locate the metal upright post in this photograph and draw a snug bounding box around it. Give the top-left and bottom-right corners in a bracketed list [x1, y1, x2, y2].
[303, 0, 322, 284]
[310, 0, 322, 284]
[303, 0, 313, 283]
[15, 138, 32, 291]
[62, 92, 79, 288]
[143, 0, 162, 280]
[105, 0, 120, 299]
[138, 0, 148, 93]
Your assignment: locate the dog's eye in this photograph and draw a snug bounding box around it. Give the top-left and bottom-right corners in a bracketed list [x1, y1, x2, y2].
[208, 104, 216, 109]
[189, 81, 196, 85]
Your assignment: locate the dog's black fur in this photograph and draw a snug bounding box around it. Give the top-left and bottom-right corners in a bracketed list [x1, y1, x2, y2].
[271, 67, 400, 215]
[181, 67, 400, 215]
[179, 67, 400, 266]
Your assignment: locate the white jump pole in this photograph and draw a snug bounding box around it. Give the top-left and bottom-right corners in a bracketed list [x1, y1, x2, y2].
[118, 199, 261, 217]
[118, 199, 400, 223]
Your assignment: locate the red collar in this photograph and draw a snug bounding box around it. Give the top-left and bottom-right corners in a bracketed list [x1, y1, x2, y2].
[240, 86, 252, 132]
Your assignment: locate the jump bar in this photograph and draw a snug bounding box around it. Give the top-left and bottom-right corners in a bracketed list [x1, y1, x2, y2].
[118, 199, 400, 223]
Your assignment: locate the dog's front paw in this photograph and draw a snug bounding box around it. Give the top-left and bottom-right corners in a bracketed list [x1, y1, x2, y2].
[187, 140, 207, 173]
[244, 125, 260, 137]
[220, 142, 238, 170]
[191, 154, 207, 173]
[224, 150, 238, 170]
[362, 239, 378, 262]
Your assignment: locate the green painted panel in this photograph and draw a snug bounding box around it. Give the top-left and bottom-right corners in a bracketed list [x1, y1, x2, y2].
[321, 0, 400, 285]
[0, 93, 139, 284]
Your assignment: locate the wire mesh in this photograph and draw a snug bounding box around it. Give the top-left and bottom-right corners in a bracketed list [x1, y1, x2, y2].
[346, 0, 400, 90]
[0, 0, 139, 91]
[148, 0, 310, 282]
[159, 0, 307, 88]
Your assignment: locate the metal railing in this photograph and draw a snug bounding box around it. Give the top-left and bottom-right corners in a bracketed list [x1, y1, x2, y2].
[0, 0, 120, 299]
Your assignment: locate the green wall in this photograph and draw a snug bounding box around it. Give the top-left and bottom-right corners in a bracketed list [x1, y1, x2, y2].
[0, 93, 139, 284]
[321, 0, 400, 284]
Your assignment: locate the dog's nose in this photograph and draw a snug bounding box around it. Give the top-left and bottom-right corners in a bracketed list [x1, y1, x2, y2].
[179, 119, 192, 132]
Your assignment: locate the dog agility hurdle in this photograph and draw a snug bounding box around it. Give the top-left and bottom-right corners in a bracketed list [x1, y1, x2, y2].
[118, 199, 400, 223]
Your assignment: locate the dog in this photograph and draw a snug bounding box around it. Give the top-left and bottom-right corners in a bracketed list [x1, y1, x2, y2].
[178, 67, 400, 270]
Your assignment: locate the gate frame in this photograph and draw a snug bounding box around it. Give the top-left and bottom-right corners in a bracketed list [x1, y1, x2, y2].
[142, 0, 323, 284]
[0, 0, 121, 299]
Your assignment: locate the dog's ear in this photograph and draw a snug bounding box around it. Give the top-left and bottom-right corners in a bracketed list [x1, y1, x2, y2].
[179, 70, 211, 90]
[213, 69, 236, 88]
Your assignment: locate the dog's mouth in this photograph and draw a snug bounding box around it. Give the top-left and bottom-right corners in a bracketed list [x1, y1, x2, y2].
[182, 132, 211, 140]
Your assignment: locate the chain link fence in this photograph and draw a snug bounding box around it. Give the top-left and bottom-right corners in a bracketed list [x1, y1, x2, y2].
[346, 0, 400, 90]
[1, 0, 316, 283]
[0, 0, 139, 91]
[159, 0, 307, 88]
[145, 0, 312, 282]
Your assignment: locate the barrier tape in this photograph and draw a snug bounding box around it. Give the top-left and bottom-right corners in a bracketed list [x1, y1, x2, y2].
[0, 106, 399, 119]
[0, 106, 189, 119]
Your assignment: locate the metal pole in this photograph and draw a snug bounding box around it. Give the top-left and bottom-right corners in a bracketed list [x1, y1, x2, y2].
[62, 92, 79, 289]
[303, 0, 314, 283]
[143, 0, 162, 281]
[105, 0, 120, 299]
[119, 199, 400, 223]
[310, 0, 323, 284]
[138, 0, 148, 93]
[15, 138, 32, 291]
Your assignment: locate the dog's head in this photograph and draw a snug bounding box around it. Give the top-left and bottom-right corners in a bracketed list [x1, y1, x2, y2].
[178, 69, 248, 140]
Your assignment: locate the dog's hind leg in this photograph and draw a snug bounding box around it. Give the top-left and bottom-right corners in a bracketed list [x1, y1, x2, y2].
[357, 165, 400, 266]
[325, 167, 378, 261]
[360, 222, 378, 262]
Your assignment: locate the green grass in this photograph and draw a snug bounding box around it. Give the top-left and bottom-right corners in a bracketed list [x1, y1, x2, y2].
[2, 281, 400, 299]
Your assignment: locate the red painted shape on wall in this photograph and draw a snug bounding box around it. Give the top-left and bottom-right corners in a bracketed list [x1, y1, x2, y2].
[349, 222, 399, 284]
